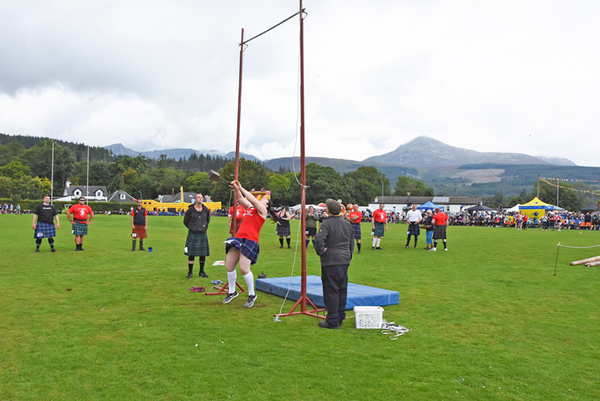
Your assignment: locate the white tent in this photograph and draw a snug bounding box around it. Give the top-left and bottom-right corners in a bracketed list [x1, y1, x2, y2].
[506, 204, 520, 213]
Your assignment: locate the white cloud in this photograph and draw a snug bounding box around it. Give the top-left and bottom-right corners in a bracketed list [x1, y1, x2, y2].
[0, 0, 599, 167]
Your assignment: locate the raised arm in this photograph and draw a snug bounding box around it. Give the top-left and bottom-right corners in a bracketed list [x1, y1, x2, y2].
[231, 180, 267, 218]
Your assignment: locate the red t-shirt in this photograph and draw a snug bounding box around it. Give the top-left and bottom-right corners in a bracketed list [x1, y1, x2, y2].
[235, 207, 265, 243]
[69, 204, 93, 222]
[348, 211, 362, 224]
[373, 209, 387, 223]
[432, 212, 448, 226]
[229, 205, 245, 220]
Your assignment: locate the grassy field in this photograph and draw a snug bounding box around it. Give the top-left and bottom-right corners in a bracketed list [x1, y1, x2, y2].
[1, 213, 599, 400]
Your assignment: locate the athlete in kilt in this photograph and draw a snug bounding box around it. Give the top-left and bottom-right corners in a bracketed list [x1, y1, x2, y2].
[67, 197, 94, 251]
[183, 193, 211, 279]
[431, 207, 448, 251]
[305, 205, 319, 248]
[347, 204, 363, 254]
[32, 196, 60, 253]
[223, 180, 273, 308]
[276, 206, 292, 249]
[131, 200, 148, 251]
[405, 204, 423, 249]
[371, 203, 388, 250]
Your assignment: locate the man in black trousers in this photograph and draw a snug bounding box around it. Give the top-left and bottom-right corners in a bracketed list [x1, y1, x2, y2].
[314, 198, 354, 329]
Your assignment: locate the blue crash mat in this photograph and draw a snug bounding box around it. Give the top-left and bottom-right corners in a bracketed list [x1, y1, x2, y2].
[255, 275, 399, 310]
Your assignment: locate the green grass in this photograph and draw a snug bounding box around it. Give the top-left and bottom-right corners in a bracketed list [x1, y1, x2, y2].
[1, 214, 599, 400]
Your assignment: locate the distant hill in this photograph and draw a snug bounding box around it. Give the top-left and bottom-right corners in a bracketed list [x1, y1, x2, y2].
[534, 156, 577, 166]
[105, 143, 221, 160]
[362, 136, 575, 167]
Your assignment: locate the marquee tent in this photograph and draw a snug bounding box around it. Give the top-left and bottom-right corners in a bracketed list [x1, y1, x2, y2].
[506, 204, 520, 213]
[465, 205, 494, 212]
[417, 201, 440, 211]
[520, 197, 554, 218]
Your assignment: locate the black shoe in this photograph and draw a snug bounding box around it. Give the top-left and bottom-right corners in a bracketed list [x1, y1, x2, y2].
[51, 248, 57, 253]
[287, 246, 291, 249]
[405, 246, 409, 248]
[244, 294, 257, 308]
[140, 247, 146, 251]
[132, 247, 136, 251]
[186, 273, 193, 279]
[279, 246, 283, 249]
[79, 247, 84, 251]
[371, 246, 375, 250]
[376, 247, 383, 250]
[223, 291, 239, 304]
[318, 320, 340, 329]
[35, 249, 40, 253]
[199, 271, 209, 278]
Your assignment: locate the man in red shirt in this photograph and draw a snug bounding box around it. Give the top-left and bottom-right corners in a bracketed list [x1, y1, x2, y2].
[131, 199, 148, 251]
[371, 203, 388, 250]
[67, 197, 94, 251]
[347, 204, 363, 254]
[430, 207, 448, 251]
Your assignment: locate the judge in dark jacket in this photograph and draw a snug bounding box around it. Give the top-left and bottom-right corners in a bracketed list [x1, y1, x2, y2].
[183, 193, 211, 279]
[314, 198, 355, 329]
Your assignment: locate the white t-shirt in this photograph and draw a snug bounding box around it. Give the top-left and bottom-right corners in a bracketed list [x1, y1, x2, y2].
[406, 209, 422, 223]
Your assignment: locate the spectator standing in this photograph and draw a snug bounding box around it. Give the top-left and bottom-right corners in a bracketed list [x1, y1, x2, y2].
[371, 203, 388, 250]
[314, 198, 354, 329]
[405, 204, 423, 249]
[305, 205, 319, 248]
[131, 200, 148, 251]
[423, 210, 434, 250]
[431, 207, 448, 252]
[276, 206, 292, 249]
[67, 197, 94, 251]
[347, 204, 363, 254]
[32, 196, 59, 253]
[183, 193, 211, 278]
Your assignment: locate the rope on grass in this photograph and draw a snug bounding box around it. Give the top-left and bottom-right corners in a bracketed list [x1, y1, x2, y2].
[557, 243, 600, 249]
[273, 221, 304, 322]
[381, 319, 410, 340]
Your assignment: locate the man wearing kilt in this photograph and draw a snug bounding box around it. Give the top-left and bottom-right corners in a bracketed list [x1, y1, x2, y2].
[67, 197, 94, 251]
[32, 196, 60, 253]
[405, 204, 423, 249]
[223, 180, 274, 308]
[347, 204, 363, 254]
[183, 193, 211, 279]
[371, 203, 388, 250]
[131, 200, 148, 251]
[305, 205, 319, 248]
[431, 207, 448, 251]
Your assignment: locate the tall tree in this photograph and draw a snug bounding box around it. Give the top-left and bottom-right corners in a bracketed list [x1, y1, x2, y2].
[19, 140, 75, 195]
[345, 166, 390, 205]
[393, 176, 434, 197]
[212, 159, 270, 203]
[183, 172, 214, 195]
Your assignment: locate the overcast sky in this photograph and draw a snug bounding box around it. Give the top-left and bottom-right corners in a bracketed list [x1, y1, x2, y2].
[1, 1, 599, 167]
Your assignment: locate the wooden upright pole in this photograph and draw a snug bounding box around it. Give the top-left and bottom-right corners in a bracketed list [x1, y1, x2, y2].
[233, 28, 245, 236]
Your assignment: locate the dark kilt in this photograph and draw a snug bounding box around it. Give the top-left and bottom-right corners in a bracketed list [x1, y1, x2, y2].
[407, 223, 420, 236]
[72, 222, 88, 236]
[433, 225, 447, 240]
[306, 227, 317, 237]
[276, 226, 291, 236]
[352, 223, 362, 239]
[185, 232, 210, 256]
[373, 221, 385, 237]
[225, 237, 260, 265]
[132, 225, 147, 239]
[34, 222, 56, 239]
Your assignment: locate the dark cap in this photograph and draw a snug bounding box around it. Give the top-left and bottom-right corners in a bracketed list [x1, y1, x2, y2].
[326, 198, 341, 215]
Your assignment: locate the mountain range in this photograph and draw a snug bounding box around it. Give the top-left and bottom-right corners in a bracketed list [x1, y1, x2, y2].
[106, 136, 576, 169]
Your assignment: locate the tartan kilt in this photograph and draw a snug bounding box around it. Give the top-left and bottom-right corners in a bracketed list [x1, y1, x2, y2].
[185, 232, 210, 257]
[306, 227, 317, 237]
[433, 225, 447, 240]
[72, 222, 88, 236]
[352, 223, 362, 239]
[225, 237, 260, 265]
[34, 222, 56, 239]
[407, 223, 420, 236]
[132, 225, 147, 239]
[373, 221, 385, 237]
[276, 226, 291, 237]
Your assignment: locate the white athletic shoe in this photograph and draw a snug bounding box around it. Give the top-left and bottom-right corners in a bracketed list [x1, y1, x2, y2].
[444, 248, 448, 251]
[244, 294, 257, 308]
[429, 247, 436, 252]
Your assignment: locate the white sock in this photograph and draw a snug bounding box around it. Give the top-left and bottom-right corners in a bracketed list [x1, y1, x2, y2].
[227, 271, 237, 293]
[372, 238, 377, 247]
[376, 238, 381, 247]
[243, 272, 255, 296]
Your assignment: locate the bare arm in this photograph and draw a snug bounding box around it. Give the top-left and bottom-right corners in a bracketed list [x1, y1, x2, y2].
[231, 181, 267, 218]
